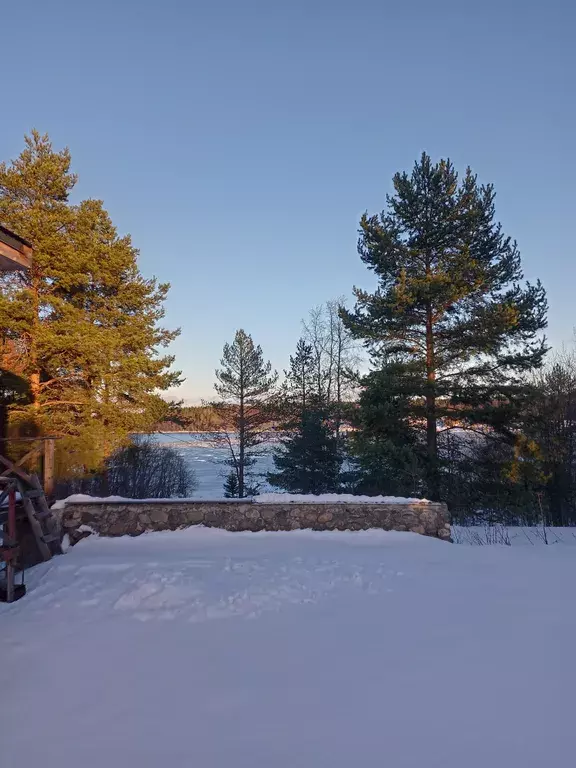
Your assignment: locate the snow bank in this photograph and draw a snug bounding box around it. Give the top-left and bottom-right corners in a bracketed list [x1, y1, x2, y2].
[254, 492, 431, 504]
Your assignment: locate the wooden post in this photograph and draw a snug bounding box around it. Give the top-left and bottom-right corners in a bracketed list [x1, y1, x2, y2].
[5, 486, 16, 602]
[43, 438, 55, 497]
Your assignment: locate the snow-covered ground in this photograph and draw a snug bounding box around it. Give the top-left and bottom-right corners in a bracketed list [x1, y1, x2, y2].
[2, 527, 576, 767]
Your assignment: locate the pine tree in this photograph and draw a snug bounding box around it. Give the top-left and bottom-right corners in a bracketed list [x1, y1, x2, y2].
[214, 329, 277, 498]
[0, 132, 181, 474]
[288, 338, 315, 412]
[268, 409, 343, 494]
[278, 337, 315, 424]
[342, 153, 548, 500]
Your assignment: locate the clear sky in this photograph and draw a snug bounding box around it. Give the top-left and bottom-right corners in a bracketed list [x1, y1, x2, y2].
[2, 0, 575, 401]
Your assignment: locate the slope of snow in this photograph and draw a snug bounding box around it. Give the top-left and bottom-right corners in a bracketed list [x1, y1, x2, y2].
[2, 528, 576, 767]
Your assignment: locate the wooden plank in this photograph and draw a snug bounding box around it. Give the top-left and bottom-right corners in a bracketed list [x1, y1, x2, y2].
[0, 435, 60, 442]
[29, 474, 62, 555]
[0, 225, 32, 271]
[21, 497, 51, 561]
[0, 240, 31, 270]
[0, 453, 35, 483]
[5, 489, 17, 602]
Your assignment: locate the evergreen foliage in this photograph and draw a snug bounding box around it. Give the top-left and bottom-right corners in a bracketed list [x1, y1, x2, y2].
[223, 471, 240, 498]
[269, 336, 344, 494]
[0, 132, 180, 475]
[342, 153, 548, 499]
[274, 337, 316, 426]
[287, 338, 315, 415]
[533, 358, 576, 524]
[268, 409, 343, 494]
[349, 367, 425, 497]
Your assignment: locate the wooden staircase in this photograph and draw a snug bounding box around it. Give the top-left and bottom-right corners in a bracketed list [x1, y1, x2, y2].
[0, 453, 62, 601]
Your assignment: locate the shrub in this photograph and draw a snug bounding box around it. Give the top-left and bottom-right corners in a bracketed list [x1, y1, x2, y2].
[56, 439, 197, 499]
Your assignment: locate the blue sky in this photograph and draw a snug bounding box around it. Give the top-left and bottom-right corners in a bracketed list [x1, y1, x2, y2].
[2, 0, 575, 401]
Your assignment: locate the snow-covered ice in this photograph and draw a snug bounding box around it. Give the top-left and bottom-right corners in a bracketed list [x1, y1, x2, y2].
[2, 527, 576, 767]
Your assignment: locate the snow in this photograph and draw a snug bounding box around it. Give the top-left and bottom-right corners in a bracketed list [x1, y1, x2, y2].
[254, 492, 431, 504]
[51, 492, 431, 509]
[2, 527, 576, 767]
[51, 494, 249, 510]
[50, 493, 134, 510]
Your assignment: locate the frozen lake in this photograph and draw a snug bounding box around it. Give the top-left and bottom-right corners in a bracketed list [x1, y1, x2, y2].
[148, 432, 276, 498]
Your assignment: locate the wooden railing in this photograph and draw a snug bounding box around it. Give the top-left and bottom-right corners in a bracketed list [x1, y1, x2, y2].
[0, 436, 58, 496]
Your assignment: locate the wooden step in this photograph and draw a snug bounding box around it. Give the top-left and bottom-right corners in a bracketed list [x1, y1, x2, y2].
[21, 497, 51, 561]
[23, 490, 44, 499]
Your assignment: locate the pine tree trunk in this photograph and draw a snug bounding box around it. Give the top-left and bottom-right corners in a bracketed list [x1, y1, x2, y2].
[425, 304, 439, 500]
[29, 371, 41, 411]
[239, 359, 245, 498]
[335, 340, 342, 440]
[29, 279, 41, 412]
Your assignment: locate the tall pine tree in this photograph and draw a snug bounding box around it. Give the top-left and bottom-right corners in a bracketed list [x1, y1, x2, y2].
[0, 131, 181, 474]
[342, 153, 548, 500]
[214, 329, 277, 497]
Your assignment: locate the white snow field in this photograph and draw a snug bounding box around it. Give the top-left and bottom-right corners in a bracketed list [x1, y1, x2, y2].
[2, 528, 576, 768]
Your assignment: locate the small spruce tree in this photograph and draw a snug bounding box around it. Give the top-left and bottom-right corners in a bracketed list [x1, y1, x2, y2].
[268, 409, 343, 494]
[223, 471, 240, 498]
[350, 366, 425, 497]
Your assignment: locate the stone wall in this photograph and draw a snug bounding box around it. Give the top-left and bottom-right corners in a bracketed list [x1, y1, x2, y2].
[57, 499, 451, 543]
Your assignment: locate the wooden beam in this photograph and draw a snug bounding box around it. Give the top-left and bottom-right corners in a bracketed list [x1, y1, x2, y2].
[43, 439, 55, 497]
[0, 239, 32, 271]
[0, 453, 35, 483]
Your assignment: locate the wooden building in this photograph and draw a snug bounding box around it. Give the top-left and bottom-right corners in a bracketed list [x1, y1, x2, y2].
[0, 223, 33, 272]
[0, 225, 61, 600]
[0, 225, 32, 440]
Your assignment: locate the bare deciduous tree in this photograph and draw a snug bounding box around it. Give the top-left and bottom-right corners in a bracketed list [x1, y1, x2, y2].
[302, 298, 362, 435]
